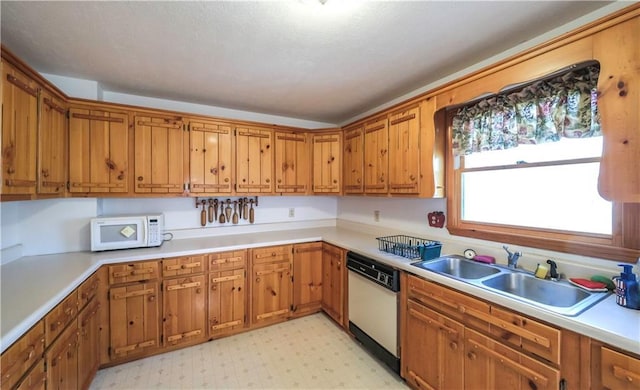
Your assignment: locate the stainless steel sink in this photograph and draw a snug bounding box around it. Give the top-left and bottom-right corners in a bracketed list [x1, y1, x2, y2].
[412, 255, 609, 316]
[413, 255, 501, 280]
[480, 272, 608, 316]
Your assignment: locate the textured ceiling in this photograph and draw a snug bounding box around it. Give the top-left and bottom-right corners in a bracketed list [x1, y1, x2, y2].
[1, 1, 611, 125]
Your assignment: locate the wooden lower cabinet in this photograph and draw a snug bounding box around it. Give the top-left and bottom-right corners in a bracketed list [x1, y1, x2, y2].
[321, 243, 345, 326]
[405, 300, 464, 390]
[404, 273, 563, 390]
[109, 282, 160, 360]
[250, 246, 293, 327]
[163, 275, 206, 347]
[77, 300, 101, 390]
[45, 321, 79, 390]
[208, 250, 247, 337]
[292, 242, 323, 317]
[209, 268, 246, 336]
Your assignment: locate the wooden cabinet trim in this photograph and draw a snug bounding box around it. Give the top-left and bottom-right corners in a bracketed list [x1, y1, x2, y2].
[6, 73, 38, 97]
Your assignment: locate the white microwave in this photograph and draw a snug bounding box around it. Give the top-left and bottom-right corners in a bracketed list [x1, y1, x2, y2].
[90, 214, 164, 251]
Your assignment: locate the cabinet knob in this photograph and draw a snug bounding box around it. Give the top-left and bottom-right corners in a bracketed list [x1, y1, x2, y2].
[467, 352, 477, 360]
[137, 176, 144, 181]
[449, 342, 458, 351]
[148, 295, 155, 302]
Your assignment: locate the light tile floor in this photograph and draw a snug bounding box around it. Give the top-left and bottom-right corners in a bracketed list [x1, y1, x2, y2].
[90, 313, 408, 389]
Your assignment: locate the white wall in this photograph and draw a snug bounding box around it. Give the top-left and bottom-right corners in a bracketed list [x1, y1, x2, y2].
[0, 196, 337, 256]
[1, 198, 98, 257]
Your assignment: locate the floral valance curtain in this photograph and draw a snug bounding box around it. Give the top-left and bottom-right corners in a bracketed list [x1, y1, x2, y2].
[452, 65, 601, 156]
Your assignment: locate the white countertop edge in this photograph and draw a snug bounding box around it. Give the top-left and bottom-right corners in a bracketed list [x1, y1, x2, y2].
[2, 224, 639, 356]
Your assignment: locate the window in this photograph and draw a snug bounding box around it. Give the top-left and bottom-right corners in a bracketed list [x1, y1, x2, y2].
[445, 63, 633, 261]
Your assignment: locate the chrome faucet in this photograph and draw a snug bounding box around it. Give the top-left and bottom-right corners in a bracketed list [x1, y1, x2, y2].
[503, 245, 522, 269]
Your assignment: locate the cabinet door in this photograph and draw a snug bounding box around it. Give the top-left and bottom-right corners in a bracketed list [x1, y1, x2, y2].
[251, 260, 292, 326]
[363, 117, 388, 193]
[464, 328, 560, 390]
[209, 268, 246, 336]
[189, 120, 233, 194]
[38, 91, 67, 195]
[343, 125, 364, 194]
[404, 300, 464, 390]
[321, 243, 344, 325]
[163, 275, 206, 347]
[109, 282, 160, 359]
[1, 61, 39, 196]
[595, 17, 640, 202]
[77, 300, 100, 390]
[45, 321, 79, 390]
[292, 242, 323, 316]
[134, 115, 185, 193]
[235, 126, 273, 193]
[0, 322, 45, 390]
[274, 132, 309, 194]
[388, 106, 420, 194]
[312, 133, 341, 194]
[68, 107, 129, 193]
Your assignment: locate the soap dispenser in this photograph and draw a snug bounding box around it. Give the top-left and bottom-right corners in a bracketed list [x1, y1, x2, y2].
[614, 264, 639, 310]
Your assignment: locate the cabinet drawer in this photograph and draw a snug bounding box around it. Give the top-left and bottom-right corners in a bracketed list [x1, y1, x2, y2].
[109, 261, 159, 284]
[209, 250, 247, 272]
[407, 274, 490, 329]
[14, 360, 45, 390]
[1, 322, 45, 390]
[78, 271, 100, 309]
[465, 328, 560, 390]
[44, 291, 79, 346]
[163, 255, 206, 277]
[489, 305, 560, 365]
[251, 245, 293, 265]
[601, 347, 640, 390]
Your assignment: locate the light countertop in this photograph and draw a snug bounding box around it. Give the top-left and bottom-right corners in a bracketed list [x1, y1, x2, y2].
[2, 224, 639, 355]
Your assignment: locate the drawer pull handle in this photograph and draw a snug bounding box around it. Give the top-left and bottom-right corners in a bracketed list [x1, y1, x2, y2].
[613, 365, 640, 383]
[166, 281, 201, 291]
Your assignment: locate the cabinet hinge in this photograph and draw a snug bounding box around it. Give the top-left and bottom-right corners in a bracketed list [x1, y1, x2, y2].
[66, 181, 70, 191]
[66, 110, 70, 119]
[108, 347, 112, 356]
[559, 379, 567, 390]
[184, 183, 190, 191]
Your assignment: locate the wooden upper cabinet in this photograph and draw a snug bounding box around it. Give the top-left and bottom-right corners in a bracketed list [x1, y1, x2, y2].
[38, 91, 67, 195]
[188, 119, 233, 194]
[595, 16, 640, 203]
[235, 126, 273, 193]
[134, 114, 186, 194]
[388, 106, 420, 195]
[312, 132, 342, 194]
[363, 117, 389, 194]
[68, 106, 129, 193]
[274, 131, 309, 194]
[343, 125, 364, 194]
[1, 60, 39, 197]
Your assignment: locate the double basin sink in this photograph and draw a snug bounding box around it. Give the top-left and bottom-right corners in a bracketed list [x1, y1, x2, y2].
[412, 255, 609, 316]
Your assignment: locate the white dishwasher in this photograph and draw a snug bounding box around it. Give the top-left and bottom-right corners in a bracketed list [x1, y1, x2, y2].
[347, 251, 400, 374]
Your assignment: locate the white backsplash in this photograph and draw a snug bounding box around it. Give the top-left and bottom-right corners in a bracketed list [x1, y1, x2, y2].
[0, 195, 625, 279]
